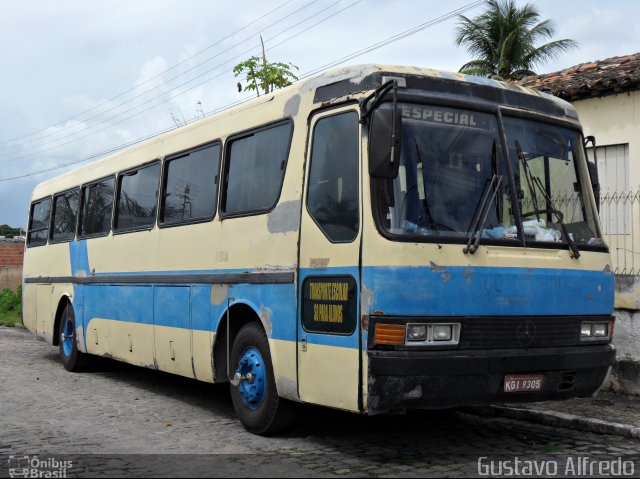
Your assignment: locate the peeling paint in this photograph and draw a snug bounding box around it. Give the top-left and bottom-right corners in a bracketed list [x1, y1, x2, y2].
[309, 258, 330, 268]
[283, 94, 301, 117]
[301, 65, 382, 93]
[267, 200, 301, 234]
[210, 284, 229, 305]
[276, 377, 299, 401]
[76, 325, 86, 353]
[260, 305, 273, 337]
[360, 284, 375, 315]
[361, 315, 369, 332]
[441, 272, 452, 283]
[604, 264, 612, 273]
[404, 385, 422, 400]
[430, 261, 447, 273]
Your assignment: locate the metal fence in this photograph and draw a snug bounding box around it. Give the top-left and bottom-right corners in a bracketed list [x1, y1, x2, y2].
[519, 191, 639, 275]
[600, 191, 640, 275]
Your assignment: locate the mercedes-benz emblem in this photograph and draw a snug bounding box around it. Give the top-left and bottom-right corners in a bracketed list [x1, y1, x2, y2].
[516, 320, 537, 346]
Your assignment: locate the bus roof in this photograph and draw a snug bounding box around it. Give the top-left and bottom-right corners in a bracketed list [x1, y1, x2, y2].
[30, 64, 577, 200]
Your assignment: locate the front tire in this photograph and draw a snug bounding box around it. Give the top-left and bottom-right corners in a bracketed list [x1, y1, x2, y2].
[229, 322, 295, 435]
[58, 302, 88, 372]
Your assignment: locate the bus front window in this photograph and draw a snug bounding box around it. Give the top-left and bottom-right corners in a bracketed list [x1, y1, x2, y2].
[376, 104, 519, 242]
[503, 116, 603, 248]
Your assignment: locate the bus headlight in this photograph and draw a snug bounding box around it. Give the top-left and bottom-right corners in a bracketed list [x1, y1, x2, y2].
[405, 323, 460, 346]
[580, 321, 610, 340]
[407, 324, 427, 341]
[581, 323, 593, 338]
[433, 324, 453, 341]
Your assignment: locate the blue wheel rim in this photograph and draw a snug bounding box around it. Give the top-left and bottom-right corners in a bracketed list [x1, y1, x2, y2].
[61, 316, 74, 357]
[235, 347, 267, 411]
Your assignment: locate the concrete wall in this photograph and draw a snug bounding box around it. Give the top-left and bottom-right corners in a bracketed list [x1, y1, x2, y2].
[0, 239, 24, 291]
[611, 276, 640, 395]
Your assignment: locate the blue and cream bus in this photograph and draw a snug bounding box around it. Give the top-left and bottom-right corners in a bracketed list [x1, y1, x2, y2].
[23, 65, 615, 434]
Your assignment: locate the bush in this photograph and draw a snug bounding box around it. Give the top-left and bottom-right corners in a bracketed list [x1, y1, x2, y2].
[0, 287, 21, 326]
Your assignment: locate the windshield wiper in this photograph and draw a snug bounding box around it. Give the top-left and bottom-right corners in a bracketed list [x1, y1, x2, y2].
[463, 173, 503, 255]
[515, 141, 580, 258]
[415, 140, 439, 233]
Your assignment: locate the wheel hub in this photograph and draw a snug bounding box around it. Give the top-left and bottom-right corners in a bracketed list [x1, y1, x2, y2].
[61, 317, 74, 357]
[234, 347, 266, 411]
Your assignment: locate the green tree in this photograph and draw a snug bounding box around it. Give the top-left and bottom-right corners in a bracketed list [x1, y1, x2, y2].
[455, 0, 577, 81]
[233, 36, 298, 97]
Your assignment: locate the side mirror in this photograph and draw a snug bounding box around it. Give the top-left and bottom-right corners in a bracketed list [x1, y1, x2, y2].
[587, 161, 600, 213]
[584, 136, 600, 213]
[368, 109, 401, 179]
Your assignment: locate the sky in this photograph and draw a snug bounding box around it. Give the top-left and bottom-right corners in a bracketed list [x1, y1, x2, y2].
[1, 0, 639, 229]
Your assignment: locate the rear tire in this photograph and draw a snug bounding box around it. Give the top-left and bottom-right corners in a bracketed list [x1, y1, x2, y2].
[229, 322, 296, 435]
[58, 302, 89, 372]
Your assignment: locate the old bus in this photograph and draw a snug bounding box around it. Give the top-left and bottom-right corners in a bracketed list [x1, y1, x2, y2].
[23, 65, 615, 434]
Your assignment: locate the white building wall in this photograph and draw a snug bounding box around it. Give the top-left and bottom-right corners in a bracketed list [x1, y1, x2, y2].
[574, 90, 640, 188]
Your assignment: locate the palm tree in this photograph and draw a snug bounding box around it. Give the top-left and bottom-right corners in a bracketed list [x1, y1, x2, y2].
[455, 0, 577, 81]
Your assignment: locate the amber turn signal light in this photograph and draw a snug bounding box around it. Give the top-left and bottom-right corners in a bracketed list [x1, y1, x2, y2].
[374, 323, 406, 346]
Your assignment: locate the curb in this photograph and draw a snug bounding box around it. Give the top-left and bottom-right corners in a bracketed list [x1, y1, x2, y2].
[466, 405, 640, 440]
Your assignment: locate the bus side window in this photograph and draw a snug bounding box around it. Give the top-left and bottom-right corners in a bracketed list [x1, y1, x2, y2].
[221, 121, 292, 216]
[27, 197, 52, 247]
[51, 188, 80, 242]
[114, 162, 161, 232]
[80, 177, 115, 237]
[307, 111, 359, 242]
[160, 142, 221, 226]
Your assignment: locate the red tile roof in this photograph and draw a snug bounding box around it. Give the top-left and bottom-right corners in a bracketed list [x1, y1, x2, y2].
[517, 53, 640, 101]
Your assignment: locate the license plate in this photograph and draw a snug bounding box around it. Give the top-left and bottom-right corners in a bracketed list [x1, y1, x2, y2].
[504, 374, 544, 393]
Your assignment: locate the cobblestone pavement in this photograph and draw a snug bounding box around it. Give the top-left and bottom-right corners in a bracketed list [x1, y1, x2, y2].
[1, 326, 639, 477]
[506, 391, 640, 428]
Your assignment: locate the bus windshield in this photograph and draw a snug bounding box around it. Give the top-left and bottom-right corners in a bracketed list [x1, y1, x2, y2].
[375, 103, 603, 248]
[503, 116, 603, 247]
[378, 104, 519, 242]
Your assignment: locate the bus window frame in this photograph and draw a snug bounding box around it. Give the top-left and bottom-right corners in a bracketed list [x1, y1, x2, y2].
[27, 196, 53, 248]
[113, 159, 161, 235]
[219, 118, 294, 220]
[158, 140, 222, 229]
[78, 174, 116, 240]
[305, 107, 362, 245]
[49, 186, 81, 245]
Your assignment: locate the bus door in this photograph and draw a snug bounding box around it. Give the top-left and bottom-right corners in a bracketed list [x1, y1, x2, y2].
[298, 108, 362, 411]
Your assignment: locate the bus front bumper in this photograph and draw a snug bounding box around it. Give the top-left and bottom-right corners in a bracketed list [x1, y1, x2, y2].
[367, 345, 615, 414]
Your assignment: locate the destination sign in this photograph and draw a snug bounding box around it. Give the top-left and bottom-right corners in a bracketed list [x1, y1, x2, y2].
[302, 276, 357, 335]
[401, 106, 492, 130]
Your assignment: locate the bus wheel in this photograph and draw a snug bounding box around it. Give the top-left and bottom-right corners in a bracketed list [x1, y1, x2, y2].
[58, 303, 88, 372]
[229, 322, 295, 435]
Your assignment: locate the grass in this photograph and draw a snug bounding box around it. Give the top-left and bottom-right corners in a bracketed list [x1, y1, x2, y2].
[544, 442, 561, 453]
[0, 287, 22, 327]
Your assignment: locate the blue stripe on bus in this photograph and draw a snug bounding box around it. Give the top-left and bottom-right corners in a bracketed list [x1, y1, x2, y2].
[70, 240, 90, 277]
[73, 258, 614, 351]
[361, 265, 614, 317]
[79, 281, 298, 343]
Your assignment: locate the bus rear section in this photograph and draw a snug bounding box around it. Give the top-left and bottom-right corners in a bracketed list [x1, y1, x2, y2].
[359, 78, 614, 414]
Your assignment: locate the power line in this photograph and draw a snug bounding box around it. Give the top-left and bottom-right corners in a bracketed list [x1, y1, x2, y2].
[0, 0, 351, 162]
[0, 1, 484, 182]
